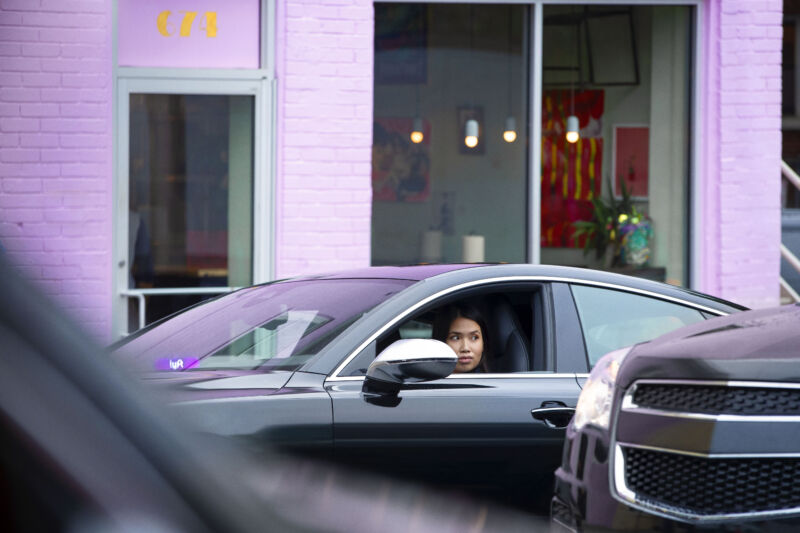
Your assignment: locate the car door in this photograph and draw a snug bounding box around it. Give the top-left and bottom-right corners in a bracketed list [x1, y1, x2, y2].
[325, 283, 583, 511]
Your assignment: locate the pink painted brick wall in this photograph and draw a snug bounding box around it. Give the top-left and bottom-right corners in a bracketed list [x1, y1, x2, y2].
[701, 0, 782, 309]
[0, 0, 112, 340]
[0, 0, 785, 341]
[274, 0, 373, 278]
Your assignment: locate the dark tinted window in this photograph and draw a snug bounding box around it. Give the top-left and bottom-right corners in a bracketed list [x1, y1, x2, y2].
[115, 279, 414, 372]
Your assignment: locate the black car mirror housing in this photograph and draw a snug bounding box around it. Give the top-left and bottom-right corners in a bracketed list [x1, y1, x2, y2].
[363, 339, 456, 394]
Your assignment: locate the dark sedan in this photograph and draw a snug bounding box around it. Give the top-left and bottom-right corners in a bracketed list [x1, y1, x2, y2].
[0, 234, 548, 533]
[112, 263, 744, 511]
[552, 304, 800, 532]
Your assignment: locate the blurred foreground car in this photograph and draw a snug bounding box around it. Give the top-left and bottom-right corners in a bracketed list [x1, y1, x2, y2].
[111, 264, 744, 512]
[0, 255, 551, 532]
[552, 304, 800, 532]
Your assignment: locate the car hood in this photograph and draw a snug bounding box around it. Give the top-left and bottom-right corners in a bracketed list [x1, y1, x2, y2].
[136, 369, 295, 402]
[618, 304, 800, 388]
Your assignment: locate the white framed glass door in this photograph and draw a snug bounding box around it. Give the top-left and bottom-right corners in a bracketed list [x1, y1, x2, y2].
[115, 76, 272, 336]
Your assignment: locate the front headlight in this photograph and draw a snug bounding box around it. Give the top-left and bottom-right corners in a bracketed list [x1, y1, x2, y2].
[572, 347, 632, 431]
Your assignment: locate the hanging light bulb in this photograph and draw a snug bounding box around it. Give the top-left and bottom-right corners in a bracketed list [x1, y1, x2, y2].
[503, 116, 517, 143]
[566, 7, 580, 145]
[410, 116, 424, 144]
[566, 115, 580, 143]
[464, 119, 479, 148]
[502, 7, 517, 145]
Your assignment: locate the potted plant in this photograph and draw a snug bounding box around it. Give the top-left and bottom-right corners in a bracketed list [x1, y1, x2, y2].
[572, 179, 652, 268]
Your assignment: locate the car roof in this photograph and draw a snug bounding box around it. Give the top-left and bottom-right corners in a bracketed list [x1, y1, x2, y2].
[286, 264, 744, 312]
[284, 263, 485, 281]
[279, 263, 746, 311]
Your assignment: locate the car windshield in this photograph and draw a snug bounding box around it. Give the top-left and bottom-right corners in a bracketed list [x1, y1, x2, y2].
[114, 278, 414, 373]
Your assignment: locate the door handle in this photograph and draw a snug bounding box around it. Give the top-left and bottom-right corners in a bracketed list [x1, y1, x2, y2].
[531, 406, 575, 429]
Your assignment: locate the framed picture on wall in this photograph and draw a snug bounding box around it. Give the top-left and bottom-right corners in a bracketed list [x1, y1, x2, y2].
[612, 124, 649, 199]
[586, 7, 639, 86]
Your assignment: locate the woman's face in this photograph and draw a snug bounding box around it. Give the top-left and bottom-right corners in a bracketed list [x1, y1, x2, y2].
[446, 316, 484, 373]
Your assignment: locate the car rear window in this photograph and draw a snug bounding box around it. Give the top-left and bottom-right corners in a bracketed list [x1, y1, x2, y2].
[114, 278, 414, 372]
[571, 284, 707, 367]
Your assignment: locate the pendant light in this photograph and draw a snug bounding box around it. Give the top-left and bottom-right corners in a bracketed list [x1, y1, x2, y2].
[410, 117, 424, 144]
[464, 5, 480, 149]
[410, 84, 424, 144]
[565, 9, 580, 144]
[565, 115, 579, 144]
[503, 6, 517, 143]
[503, 116, 517, 143]
[465, 119, 479, 148]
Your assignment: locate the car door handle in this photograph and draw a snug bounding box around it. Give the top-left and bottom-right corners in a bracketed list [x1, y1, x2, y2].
[531, 407, 575, 429]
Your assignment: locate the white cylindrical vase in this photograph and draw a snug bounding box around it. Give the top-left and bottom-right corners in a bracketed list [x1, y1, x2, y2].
[462, 235, 485, 263]
[421, 230, 443, 263]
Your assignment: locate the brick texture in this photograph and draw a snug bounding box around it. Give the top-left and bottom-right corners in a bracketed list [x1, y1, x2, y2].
[0, 0, 784, 341]
[703, 0, 782, 308]
[275, 0, 373, 278]
[0, 0, 111, 340]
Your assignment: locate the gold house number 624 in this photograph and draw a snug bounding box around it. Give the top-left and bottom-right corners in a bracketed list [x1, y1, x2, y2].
[157, 11, 217, 37]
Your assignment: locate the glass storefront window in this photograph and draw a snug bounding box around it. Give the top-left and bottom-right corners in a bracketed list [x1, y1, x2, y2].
[128, 94, 255, 324]
[540, 5, 692, 286]
[372, 3, 693, 286]
[372, 3, 530, 265]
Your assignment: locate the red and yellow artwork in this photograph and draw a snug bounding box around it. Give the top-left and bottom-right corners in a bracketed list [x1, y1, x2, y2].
[541, 90, 604, 248]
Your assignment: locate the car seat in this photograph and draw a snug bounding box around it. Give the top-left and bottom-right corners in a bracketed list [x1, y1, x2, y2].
[486, 295, 531, 373]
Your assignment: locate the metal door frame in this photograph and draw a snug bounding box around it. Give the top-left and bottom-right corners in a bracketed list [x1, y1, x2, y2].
[114, 75, 273, 337]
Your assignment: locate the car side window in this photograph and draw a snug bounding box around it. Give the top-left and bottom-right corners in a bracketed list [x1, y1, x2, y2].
[339, 287, 546, 377]
[571, 284, 707, 368]
[398, 319, 434, 340]
[339, 313, 438, 376]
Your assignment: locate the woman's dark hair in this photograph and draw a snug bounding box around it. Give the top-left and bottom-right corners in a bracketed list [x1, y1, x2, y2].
[433, 302, 491, 372]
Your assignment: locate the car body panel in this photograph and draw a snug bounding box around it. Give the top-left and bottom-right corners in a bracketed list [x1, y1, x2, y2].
[329, 373, 581, 510]
[553, 305, 800, 531]
[168, 371, 334, 449]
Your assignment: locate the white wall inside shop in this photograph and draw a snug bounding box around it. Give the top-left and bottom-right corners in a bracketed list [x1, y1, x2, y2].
[648, 6, 689, 286]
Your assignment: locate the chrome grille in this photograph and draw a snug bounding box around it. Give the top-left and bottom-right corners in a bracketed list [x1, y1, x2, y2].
[623, 446, 800, 516]
[631, 383, 800, 416]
